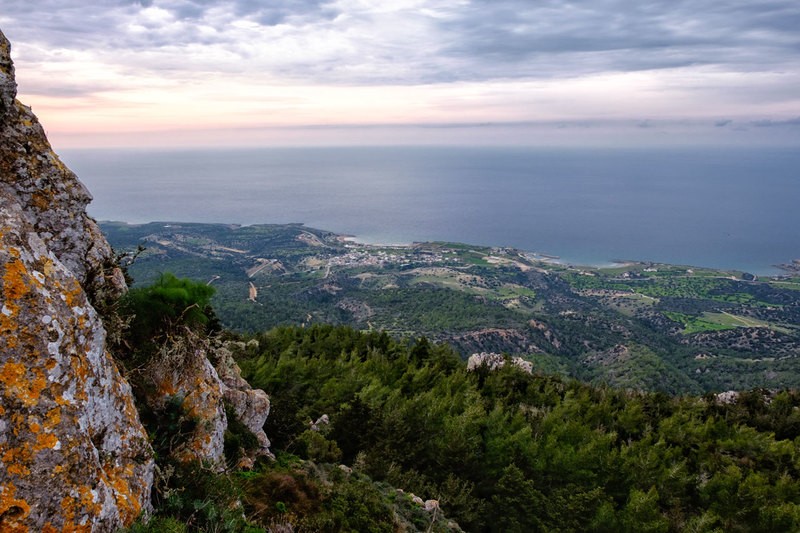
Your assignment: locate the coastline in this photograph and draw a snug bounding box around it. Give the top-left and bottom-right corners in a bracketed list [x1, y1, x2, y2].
[99, 219, 792, 277]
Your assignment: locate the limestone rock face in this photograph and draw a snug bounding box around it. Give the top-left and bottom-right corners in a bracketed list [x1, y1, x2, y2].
[0, 29, 154, 531]
[137, 336, 272, 467]
[215, 344, 272, 461]
[136, 331, 228, 465]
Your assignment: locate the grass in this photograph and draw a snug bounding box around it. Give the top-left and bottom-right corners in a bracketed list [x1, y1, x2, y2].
[705, 312, 767, 328]
[665, 312, 736, 335]
[495, 284, 537, 299]
[460, 254, 492, 266]
[666, 311, 789, 335]
[768, 278, 800, 291]
[703, 312, 791, 334]
[410, 274, 478, 291]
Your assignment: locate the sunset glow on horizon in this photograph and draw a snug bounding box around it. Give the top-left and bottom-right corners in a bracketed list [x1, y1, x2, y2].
[3, 1, 799, 148]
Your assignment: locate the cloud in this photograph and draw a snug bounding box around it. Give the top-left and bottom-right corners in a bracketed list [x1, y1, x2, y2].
[2, 1, 329, 59]
[3, 0, 798, 86]
[750, 117, 800, 127]
[436, 0, 800, 78]
[2, 0, 800, 147]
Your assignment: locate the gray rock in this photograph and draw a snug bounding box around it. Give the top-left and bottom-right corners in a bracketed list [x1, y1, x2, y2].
[0, 28, 153, 531]
[214, 345, 273, 459]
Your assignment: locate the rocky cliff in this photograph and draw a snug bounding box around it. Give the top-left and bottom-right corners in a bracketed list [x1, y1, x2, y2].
[0, 28, 154, 531]
[132, 331, 272, 468]
[0, 28, 271, 531]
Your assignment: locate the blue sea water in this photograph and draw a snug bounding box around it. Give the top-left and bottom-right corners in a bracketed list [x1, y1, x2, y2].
[60, 146, 800, 274]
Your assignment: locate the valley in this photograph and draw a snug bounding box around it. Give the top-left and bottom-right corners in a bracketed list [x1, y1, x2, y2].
[102, 221, 800, 394]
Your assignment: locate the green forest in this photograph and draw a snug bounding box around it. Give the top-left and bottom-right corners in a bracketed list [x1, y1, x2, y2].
[231, 324, 800, 532]
[124, 272, 800, 531]
[101, 222, 800, 531]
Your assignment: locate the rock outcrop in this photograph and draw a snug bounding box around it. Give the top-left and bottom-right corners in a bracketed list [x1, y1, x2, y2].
[214, 344, 272, 463]
[134, 329, 229, 465]
[0, 27, 273, 530]
[134, 334, 272, 468]
[466, 352, 534, 374]
[0, 28, 154, 531]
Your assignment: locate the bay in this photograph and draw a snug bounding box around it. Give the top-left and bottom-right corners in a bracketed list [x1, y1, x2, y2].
[60, 145, 800, 274]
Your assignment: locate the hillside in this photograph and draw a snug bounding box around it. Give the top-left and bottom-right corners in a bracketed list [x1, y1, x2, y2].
[236, 324, 800, 532]
[103, 221, 800, 394]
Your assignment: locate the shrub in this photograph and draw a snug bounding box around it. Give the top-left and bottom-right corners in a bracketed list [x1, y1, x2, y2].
[294, 430, 343, 463]
[123, 273, 214, 337]
[118, 273, 216, 366]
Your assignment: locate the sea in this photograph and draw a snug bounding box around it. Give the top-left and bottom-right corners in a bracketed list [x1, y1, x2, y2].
[60, 145, 800, 275]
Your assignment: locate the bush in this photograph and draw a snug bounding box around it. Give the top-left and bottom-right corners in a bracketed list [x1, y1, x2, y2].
[294, 430, 342, 463]
[123, 273, 214, 336]
[119, 273, 216, 365]
[138, 394, 198, 463]
[123, 516, 187, 533]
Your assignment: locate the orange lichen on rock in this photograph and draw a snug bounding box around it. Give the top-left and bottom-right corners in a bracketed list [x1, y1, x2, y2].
[44, 407, 61, 428]
[57, 484, 105, 532]
[2, 444, 32, 476]
[2, 254, 29, 301]
[0, 363, 47, 408]
[0, 362, 25, 391]
[40, 257, 54, 278]
[59, 493, 93, 533]
[0, 485, 31, 532]
[34, 432, 58, 451]
[66, 357, 91, 400]
[0, 317, 18, 349]
[9, 412, 24, 436]
[157, 379, 178, 397]
[104, 463, 141, 521]
[61, 522, 92, 533]
[1, 252, 28, 351]
[29, 191, 50, 212]
[62, 279, 84, 308]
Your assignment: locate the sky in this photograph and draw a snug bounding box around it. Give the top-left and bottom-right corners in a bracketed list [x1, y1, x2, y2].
[2, 0, 800, 148]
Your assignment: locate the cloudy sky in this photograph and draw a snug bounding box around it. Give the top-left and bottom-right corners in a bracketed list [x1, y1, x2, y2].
[2, 0, 799, 148]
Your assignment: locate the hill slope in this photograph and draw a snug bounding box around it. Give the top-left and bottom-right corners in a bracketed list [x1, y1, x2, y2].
[103, 221, 800, 394]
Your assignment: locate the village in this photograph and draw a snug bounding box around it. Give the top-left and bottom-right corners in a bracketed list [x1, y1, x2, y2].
[323, 244, 452, 270]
